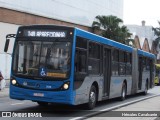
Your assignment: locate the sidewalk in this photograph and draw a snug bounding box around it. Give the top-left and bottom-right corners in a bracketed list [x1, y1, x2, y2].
[0, 79, 9, 98]
[0, 87, 9, 98]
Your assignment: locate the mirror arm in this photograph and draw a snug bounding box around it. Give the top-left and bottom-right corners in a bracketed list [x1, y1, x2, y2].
[6, 34, 16, 39]
[4, 34, 16, 53]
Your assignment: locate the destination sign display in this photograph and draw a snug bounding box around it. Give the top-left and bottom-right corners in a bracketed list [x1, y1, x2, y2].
[24, 30, 67, 38]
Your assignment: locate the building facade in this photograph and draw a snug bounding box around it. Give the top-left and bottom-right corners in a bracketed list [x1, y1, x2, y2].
[0, 0, 123, 27]
[0, 0, 124, 78]
[127, 21, 160, 63]
[126, 21, 155, 50]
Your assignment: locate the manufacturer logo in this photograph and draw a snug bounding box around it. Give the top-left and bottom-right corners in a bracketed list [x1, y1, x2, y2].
[35, 84, 40, 88]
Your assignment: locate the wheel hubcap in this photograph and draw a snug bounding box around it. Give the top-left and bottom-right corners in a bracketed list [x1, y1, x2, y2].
[90, 91, 95, 103]
[122, 87, 125, 98]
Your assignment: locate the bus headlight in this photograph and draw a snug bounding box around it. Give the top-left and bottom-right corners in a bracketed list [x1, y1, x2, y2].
[63, 83, 69, 90]
[12, 79, 17, 85]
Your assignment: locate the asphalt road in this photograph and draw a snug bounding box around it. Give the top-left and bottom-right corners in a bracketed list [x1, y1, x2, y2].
[0, 86, 160, 120]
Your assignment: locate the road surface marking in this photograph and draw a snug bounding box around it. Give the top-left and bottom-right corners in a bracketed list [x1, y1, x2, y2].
[70, 94, 160, 120]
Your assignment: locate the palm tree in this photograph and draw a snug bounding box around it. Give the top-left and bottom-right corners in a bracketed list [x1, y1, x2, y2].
[153, 21, 160, 47]
[92, 15, 131, 43]
[118, 26, 132, 44]
[153, 21, 160, 36]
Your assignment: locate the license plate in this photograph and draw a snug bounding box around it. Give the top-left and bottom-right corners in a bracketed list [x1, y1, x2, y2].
[33, 93, 44, 97]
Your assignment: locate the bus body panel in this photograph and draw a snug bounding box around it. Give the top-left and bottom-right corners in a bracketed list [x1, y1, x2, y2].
[136, 71, 150, 93]
[109, 76, 132, 99]
[10, 85, 74, 104]
[74, 76, 103, 105]
[131, 48, 139, 94]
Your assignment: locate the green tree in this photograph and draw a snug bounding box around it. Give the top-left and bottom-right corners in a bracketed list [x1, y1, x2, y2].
[152, 21, 160, 47]
[92, 15, 132, 43]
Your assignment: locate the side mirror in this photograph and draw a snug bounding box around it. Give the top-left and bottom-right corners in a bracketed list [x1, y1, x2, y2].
[4, 39, 10, 52]
[4, 34, 16, 53]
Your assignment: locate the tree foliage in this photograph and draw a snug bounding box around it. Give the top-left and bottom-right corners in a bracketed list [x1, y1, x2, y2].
[152, 21, 160, 47]
[92, 15, 132, 44]
[153, 21, 160, 36]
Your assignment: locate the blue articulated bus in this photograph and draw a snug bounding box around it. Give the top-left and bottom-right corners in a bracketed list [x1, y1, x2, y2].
[4, 25, 155, 109]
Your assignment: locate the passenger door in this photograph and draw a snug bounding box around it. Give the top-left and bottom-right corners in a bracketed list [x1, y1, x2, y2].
[138, 56, 143, 90]
[103, 48, 111, 97]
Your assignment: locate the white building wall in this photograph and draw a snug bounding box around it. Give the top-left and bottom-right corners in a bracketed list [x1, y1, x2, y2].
[0, 22, 19, 79]
[0, 0, 123, 27]
[0, 0, 123, 78]
[126, 25, 155, 49]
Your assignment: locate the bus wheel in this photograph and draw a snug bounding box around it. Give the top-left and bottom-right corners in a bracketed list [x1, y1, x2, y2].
[120, 83, 126, 101]
[87, 85, 97, 110]
[37, 101, 48, 106]
[142, 82, 148, 95]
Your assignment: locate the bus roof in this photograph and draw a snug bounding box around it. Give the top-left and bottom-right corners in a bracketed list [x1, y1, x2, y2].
[18, 24, 74, 29]
[75, 27, 133, 52]
[75, 27, 155, 59]
[138, 49, 155, 59]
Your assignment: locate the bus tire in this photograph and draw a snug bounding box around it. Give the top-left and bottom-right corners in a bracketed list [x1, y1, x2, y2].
[37, 101, 48, 106]
[87, 85, 97, 110]
[142, 81, 148, 95]
[120, 82, 126, 101]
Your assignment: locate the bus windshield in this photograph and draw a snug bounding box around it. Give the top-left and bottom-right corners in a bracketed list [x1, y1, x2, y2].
[12, 40, 71, 79]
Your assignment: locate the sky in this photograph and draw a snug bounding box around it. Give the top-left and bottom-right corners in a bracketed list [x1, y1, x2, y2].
[123, 0, 160, 27]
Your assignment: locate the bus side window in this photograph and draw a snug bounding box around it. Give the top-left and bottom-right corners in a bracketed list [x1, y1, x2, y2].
[119, 50, 125, 75]
[75, 50, 87, 73]
[75, 36, 87, 73]
[126, 53, 132, 75]
[74, 37, 87, 89]
[146, 58, 150, 71]
[88, 42, 100, 75]
[143, 57, 146, 71]
[112, 49, 119, 76]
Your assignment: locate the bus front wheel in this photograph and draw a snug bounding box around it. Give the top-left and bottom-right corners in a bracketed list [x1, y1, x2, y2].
[87, 85, 97, 110]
